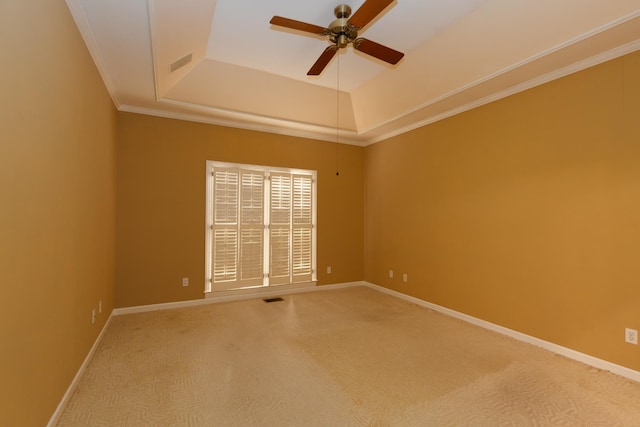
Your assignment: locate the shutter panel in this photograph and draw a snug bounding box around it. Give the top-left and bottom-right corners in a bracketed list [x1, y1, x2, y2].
[292, 175, 313, 282]
[269, 173, 291, 285]
[212, 169, 239, 286]
[269, 228, 290, 282]
[270, 174, 291, 225]
[292, 227, 311, 278]
[214, 169, 238, 224]
[207, 163, 315, 292]
[213, 228, 237, 282]
[293, 175, 312, 225]
[238, 170, 264, 285]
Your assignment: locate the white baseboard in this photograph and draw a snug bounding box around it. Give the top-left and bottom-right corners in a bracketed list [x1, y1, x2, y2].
[112, 281, 364, 316]
[362, 281, 640, 383]
[47, 313, 114, 427]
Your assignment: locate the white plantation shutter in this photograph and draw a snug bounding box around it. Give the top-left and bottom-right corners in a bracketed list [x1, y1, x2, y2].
[269, 173, 292, 285]
[212, 169, 239, 285]
[292, 174, 313, 282]
[269, 173, 314, 284]
[211, 168, 265, 290]
[206, 161, 315, 292]
[238, 171, 264, 285]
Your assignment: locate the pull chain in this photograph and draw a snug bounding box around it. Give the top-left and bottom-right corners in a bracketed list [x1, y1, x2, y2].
[336, 50, 340, 176]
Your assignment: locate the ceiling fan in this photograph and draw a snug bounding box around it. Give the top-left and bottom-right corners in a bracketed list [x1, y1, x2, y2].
[270, 0, 404, 76]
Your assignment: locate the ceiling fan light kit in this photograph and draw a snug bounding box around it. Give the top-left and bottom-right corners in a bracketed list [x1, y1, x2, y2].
[270, 0, 404, 76]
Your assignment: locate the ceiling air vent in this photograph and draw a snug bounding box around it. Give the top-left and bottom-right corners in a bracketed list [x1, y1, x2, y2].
[170, 53, 192, 72]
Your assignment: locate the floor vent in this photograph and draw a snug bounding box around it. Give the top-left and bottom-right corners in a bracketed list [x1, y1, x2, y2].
[263, 297, 284, 303]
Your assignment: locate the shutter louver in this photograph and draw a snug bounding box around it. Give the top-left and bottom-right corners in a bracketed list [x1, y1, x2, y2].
[239, 171, 264, 285]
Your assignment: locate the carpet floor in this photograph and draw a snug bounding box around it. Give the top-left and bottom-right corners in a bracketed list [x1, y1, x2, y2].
[56, 286, 640, 426]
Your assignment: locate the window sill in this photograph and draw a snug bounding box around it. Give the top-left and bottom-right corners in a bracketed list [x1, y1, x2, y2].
[204, 281, 317, 302]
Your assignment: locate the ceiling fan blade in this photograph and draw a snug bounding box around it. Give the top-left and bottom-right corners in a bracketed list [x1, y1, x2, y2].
[307, 46, 338, 75]
[270, 16, 328, 35]
[353, 38, 404, 64]
[348, 0, 393, 29]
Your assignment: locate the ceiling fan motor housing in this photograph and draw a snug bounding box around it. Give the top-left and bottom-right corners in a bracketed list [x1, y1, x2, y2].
[330, 4, 358, 48]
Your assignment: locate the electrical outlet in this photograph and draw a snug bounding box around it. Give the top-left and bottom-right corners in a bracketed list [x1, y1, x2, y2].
[403, 273, 408, 283]
[91, 309, 96, 324]
[389, 270, 394, 279]
[625, 328, 638, 345]
[182, 277, 189, 287]
[327, 266, 332, 274]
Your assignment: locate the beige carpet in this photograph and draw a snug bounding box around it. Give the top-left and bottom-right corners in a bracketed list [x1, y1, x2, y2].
[57, 287, 640, 426]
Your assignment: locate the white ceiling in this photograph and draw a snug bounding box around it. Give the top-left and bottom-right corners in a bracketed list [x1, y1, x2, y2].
[66, 0, 640, 145]
[206, 0, 486, 91]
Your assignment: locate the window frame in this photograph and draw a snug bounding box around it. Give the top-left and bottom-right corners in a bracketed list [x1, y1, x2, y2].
[204, 160, 317, 294]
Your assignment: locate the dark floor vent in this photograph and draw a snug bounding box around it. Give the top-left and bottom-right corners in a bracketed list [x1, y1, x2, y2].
[263, 297, 284, 303]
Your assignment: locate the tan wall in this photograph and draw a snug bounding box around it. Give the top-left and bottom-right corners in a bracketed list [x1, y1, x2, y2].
[116, 112, 364, 307]
[0, 1, 117, 426]
[2, 3, 637, 423]
[364, 51, 640, 371]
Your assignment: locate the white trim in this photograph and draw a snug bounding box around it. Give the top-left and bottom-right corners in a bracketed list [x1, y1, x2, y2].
[118, 13, 640, 147]
[362, 282, 640, 383]
[366, 38, 640, 145]
[204, 281, 345, 304]
[64, 0, 120, 108]
[362, 11, 640, 142]
[112, 281, 363, 315]
[118, 34, 640, 147]
[204, 161, 213, 294]
[118, 104, 365, 146]
[47, 314, 114, 427]
[206, 161, 315, 177]
[146, 0, 161, 103]
[205, 282, 316, 303]
[113, 297, 217, 315]
[205, 162, 318, 293]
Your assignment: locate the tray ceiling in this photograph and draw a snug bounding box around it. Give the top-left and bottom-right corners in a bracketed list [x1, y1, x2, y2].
[66, 0, 640, 145]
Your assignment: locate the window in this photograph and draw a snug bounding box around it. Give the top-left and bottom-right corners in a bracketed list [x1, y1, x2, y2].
[205, 161, 317, 293]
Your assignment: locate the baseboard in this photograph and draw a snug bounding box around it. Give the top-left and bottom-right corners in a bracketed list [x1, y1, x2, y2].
[112, 281, 364, 316]
[363, 281, 640, 383]
[47, 313, 114, 427]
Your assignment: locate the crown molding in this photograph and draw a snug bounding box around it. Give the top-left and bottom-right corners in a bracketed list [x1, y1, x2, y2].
[366, 38, 640, 145]
[119, 103, 367, 146]
[65, 0, 121, 108]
